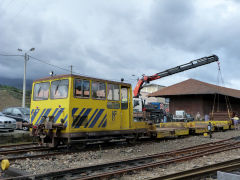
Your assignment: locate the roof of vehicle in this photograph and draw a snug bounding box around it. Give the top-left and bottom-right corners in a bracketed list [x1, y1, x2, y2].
[33, 74, 131, 87]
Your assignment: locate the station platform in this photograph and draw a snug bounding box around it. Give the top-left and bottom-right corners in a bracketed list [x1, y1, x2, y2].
[0, 130, 32, 144]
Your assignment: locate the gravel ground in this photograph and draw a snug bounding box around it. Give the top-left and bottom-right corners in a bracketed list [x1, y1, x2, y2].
[11, 129, 240, 179]
[121, 148, 240, 180]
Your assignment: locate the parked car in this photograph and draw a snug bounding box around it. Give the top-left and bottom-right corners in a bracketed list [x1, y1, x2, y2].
[2, 107, 30, 131]
[0, 112, 16, 132]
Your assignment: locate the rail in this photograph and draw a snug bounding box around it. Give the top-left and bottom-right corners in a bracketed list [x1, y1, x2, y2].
[4, 138, 240, 180]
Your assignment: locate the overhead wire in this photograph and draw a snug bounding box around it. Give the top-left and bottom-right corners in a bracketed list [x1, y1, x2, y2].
[28, 55, 122, 82]
[0, 53, 23, 57]
[0, 51, 129, 84]
[29, 55, 75, 74]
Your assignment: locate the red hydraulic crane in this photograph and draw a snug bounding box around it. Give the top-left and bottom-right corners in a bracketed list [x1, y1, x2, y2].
[133, 55, 219, 98]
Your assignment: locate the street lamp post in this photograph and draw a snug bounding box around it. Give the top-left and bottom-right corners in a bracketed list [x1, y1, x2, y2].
[18, 48, 35, 108]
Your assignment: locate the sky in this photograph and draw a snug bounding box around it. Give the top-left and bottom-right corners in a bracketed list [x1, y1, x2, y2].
[0, 0, 239, 89]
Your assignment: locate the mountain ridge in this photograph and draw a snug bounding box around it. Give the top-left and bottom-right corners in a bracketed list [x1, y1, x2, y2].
[0, 77, 33, 90]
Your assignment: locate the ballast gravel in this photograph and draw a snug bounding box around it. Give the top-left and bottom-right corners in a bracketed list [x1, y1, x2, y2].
[11, 130, 240, 179]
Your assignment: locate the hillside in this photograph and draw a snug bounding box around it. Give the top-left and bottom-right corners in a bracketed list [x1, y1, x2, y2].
[0, 85, 31, 111]
[0, 77, 33, 90]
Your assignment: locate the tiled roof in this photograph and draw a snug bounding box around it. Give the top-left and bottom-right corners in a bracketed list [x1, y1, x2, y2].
[148, 79, 240, 99]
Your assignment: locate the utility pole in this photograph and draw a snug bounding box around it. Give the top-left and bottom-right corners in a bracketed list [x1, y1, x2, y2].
[70, 65, 72, 75]
[22, 53, 28, 108]
[18, 48, 35, 108]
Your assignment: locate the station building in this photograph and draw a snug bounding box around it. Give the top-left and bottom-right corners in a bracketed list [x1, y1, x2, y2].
[148, 79, 240, 120]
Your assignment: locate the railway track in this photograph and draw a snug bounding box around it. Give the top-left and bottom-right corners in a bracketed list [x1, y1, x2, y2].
[0, 146, 50, 155]
[0, 142, 63, 162]
[0, 143, 37, 149]
[4, 138, 240, 180]
[0, 143, 52, 160]
[0, 138, 233, 161]
[150, 158, 240, 180]
[0, 139, 154, 162]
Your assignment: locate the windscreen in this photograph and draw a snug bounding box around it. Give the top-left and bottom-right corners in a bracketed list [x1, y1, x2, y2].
[33, 82, 50, 100]
[50, 79, 69, 99]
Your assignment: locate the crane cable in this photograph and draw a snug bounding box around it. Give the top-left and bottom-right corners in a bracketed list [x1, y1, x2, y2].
[217, 61, 233, 119]
[211, 61, 232, 120]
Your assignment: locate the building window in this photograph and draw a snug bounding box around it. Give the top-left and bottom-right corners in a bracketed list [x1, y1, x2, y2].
[74, 79, 90, 98]
[50, 79, 69, 99]
[33, 82, 50, 100]
[107, 84, 120, 101]
[92, 81, 106, 99]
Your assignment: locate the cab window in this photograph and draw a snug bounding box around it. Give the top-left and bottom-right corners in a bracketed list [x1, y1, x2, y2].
[92, 81, 106, 99]
[121, 87, 128, 109]
[50, 79, 69, 99]
[33, 82, 50, 100]
[107, 84, 120, 101]
[74, 79, 90, 98]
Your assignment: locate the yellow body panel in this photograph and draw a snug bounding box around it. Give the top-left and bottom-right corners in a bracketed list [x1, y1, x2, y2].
[30, 75, 137, 136]
[210, 120, 230, 130]
[133, 121, 149, 129]
[175, 129, 189, 136]
[156, 122, 189, 138]
[187, 121, 208, 134]
[195, 128, 208, 134]
[186, 120, 230, 133]
[30, 77, 70, 134]
[187, 121, 208, 128]
[156, 128, 189, 138]
[157, 131, 174, 138]
[160, 122, 187, 128]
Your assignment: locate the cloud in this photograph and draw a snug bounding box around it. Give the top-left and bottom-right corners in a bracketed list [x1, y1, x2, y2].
[0, 0, 239, 90]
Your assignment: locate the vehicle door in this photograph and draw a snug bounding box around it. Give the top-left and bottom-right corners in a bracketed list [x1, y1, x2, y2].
[106, 83, 121, 130]
[121, 87, 130, 129]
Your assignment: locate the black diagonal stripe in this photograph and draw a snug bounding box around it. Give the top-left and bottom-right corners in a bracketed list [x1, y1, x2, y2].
[72, 108, 86, 128]
[75, 108, 92, 128]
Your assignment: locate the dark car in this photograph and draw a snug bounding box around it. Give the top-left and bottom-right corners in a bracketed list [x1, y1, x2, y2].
[2, 107, 30, 131]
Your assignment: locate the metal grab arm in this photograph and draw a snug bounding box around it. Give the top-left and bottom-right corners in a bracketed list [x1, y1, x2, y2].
[133, 55, 219, 97]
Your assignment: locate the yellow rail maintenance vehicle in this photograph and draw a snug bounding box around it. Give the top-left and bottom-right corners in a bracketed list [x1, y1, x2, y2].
[28, 55, 218, 147]
[30, 74, 149, 147]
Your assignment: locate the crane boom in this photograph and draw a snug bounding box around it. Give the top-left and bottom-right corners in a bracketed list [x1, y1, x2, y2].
[133, 55, 219, 97]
